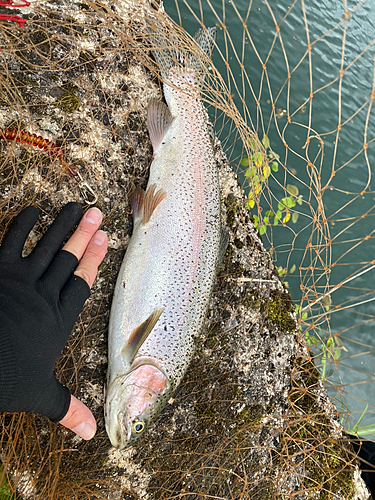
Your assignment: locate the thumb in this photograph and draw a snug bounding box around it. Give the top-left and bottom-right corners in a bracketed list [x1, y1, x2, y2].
[59, 395, 97, 440]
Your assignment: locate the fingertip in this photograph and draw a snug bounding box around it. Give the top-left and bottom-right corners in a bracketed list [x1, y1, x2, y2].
[84, 207, 103, 225]
[0, 206, 40, 260]
[72, 230, 108, 287]
[59, 395, 96, 440]
[92, 230, 108, 247]
[72, 421, 97, 441]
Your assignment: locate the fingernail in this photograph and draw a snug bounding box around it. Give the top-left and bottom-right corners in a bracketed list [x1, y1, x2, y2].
[93, 230, 107, 246]
[72, 422, 96, 440]
[84, 207, 102, 224]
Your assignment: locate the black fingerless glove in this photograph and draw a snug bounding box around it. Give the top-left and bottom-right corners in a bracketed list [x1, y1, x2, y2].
[0, 203, 90, 422]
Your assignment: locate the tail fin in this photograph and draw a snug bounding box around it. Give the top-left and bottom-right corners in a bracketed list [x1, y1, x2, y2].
[146, 21, 217, 82]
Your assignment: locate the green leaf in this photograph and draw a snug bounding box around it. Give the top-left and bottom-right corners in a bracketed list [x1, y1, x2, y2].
[259, 224, 267, 235]
[302, 312, 308, 320]
[248, 137, 261, 151]
[263, 216, 269, 225]
[279, 197, 295, 209]
[271, 161, 278, 172]
[327, 337, 334, 348]
[287, 184, 299, 196]
[292, 212, 299, 224]
[274, 216, 279, 225]
[285, 196, 296, 208]
[297, 195, 303, 206]
[265, 210, 274, 217]
[252, 152, 263, 167]
[276, 210, 282, 220]
[289, 264, 296, 273]
[245, 169, 251, 177]
[268, 151, 280, 161]
[263, 165, 271, 180]
[277, 266, 286, 277]
[253, 214, 259, 224]
[240, 156, 249, 167]
[334, 348, 341, 360]
[262, 135, 270, 149]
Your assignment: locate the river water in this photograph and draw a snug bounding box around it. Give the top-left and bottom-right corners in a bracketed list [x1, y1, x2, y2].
[165, 0, 375, 435]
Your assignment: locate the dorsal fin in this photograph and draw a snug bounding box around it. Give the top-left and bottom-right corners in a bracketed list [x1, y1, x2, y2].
[122, 308, 165, 363]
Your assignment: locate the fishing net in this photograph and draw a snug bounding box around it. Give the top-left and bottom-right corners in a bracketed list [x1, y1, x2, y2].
[0, 0, 374, 498]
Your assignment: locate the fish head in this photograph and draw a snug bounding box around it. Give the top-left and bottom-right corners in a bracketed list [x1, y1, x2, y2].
[105, 363, 169, 449]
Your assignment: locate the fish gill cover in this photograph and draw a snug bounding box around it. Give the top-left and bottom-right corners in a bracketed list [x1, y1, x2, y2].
[0, 0, 373, 498]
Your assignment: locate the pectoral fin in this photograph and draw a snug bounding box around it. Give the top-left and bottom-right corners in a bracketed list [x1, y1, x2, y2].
[129, 184, 167, 225]
[122, 307, 165, 363]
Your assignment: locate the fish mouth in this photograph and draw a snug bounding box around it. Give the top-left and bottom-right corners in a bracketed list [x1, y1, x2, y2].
[115, 411, 132, 449]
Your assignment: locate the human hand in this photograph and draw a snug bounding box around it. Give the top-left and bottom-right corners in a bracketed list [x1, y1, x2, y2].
[0, 203, 108, 440]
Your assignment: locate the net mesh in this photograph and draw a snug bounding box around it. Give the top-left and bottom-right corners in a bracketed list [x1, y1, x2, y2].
[0, 0, 374, 498]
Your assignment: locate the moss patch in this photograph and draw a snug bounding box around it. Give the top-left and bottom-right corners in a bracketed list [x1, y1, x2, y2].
[145, 364, 270, 499]
[264, 289, 296, 333]
[224, 194, 241, 228]
[55, 85, 80, 113]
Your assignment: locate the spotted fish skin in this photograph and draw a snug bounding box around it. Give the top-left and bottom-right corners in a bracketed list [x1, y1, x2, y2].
[105, 27, 220, 449]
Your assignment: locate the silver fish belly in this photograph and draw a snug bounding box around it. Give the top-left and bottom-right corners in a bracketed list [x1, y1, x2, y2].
[105, 28, 220, 449]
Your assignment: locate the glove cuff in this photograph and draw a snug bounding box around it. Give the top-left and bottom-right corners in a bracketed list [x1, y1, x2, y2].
[48, 383, 71, 422]
[0, 325, 16, 407]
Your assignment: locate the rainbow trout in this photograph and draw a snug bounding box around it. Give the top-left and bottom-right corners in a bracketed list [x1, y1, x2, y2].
[105, 26, 220, 449]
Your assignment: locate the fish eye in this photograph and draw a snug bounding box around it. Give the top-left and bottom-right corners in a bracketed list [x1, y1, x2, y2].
[132, 421, 145, 434]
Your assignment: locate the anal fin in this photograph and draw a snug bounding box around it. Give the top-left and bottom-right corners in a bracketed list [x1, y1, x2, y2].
[123, 307, 165, 363]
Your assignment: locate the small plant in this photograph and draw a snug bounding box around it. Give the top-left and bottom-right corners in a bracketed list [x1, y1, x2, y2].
[0, 462, 20, 500]
[276, 264, 296, 288]
[241, 135, 302, 235]
[345, 405, 375, 436]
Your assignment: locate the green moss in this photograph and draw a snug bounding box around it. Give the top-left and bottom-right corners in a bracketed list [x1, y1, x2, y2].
[234, 237, 244, 249]
[264, 289, 296, 333]
[222, 243, 245, 276]
[30, 30, 48, 44]
[147, 365, 270, 498]
[283, 357, 357, 499]
[224, 194, 241, 228]
[283, 420, 355, 499]
[55, 85, 80, 113]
